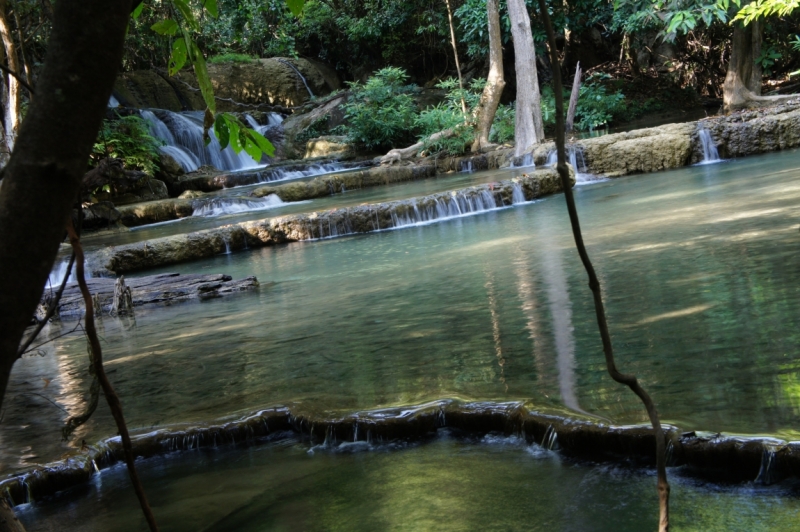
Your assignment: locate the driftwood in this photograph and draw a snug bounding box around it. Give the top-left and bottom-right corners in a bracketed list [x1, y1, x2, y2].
[41, 273, 260, 318]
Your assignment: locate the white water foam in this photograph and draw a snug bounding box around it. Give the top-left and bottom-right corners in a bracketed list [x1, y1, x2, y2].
[192, 193, 287, 217]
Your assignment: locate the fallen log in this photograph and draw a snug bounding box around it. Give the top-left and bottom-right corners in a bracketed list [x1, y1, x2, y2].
[40, 273, 260, 318]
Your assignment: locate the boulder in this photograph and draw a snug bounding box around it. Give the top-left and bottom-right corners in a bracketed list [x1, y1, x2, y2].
[282, 92, 348, 159]
[114, 58, 339, 112]
[304, 136, 354, 158]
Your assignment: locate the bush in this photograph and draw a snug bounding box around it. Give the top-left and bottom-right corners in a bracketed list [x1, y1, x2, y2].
[416, 78, 483, 155]
[540, 73, 626, 132]
[341, 67, 419, 150]
[489, 102, 515, 144]
[91, 115, 163, 175]
[208, 53, 258, 64]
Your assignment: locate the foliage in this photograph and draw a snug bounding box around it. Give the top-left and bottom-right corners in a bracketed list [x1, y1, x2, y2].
[208, 52, 259, 64]
[141, 0, 282, 161]
[91, 115, 164, 175]
[756, 43, 783, 76]
[734, 0, 800, 24]
[489, 103, 515, 144]
[416, 78, 483, 155]
[341, 67, 418, 150]
[539, 74, 627, 131]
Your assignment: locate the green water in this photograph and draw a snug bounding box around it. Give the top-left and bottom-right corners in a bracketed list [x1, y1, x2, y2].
[15, 434, 800, 531]
[4, 148, 800, 529]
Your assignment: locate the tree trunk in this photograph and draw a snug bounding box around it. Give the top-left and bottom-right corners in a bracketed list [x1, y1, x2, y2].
[471, 0, 505, 152]
[723, 21, 792, 111]
[0, 0, 134, 411]
[507, 0, 544, 156]
[0, 0, 20, 154]
[444, 0, 467, 115]
[566, 62, 581, 133]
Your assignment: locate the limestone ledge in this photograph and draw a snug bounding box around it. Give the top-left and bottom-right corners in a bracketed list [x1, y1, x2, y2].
[2, 399, 797, 508]
[89, 167, 570, 275]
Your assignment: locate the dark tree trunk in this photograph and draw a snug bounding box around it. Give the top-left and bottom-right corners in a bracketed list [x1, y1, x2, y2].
[0, 0, 133, 410]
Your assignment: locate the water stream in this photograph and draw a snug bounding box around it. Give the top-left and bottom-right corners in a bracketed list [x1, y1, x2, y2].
[7, 148, 800, 529]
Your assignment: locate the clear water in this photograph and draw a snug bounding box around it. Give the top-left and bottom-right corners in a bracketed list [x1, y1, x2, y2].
[5, 148, 800, 528]
[14, 434, 800, 531]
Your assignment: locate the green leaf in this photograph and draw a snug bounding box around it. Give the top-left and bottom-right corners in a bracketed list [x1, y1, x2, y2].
[214, 114, 230, 148]
[227, 118, 242, 152]
[286, 0, 305, 17]
[248, 130, 276, 158]
[169, 38, 188, 76]
[102, 184, 111, 193]
[190, 40, 216, 114]
[202, 0, 219, 17]
[132, 2, 145, 20]
[243, 136, 261, 161]
[173, 0, 199, 31]
[152, 19, 179, 36]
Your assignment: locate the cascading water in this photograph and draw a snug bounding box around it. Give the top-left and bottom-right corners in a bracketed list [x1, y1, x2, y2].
[697, 128, 722, 164]
[276, 59, 314, 98]
[47, 258, 75, 288]
[313, 184, 529, 239]
[141, 110, 283, 173]
[192, 194, 288, 217]
[546, 146, 601, 184]
[108, 95, 120, 108]
[460, 160, 474, 173]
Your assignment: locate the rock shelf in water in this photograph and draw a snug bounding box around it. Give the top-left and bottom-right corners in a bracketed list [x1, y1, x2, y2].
[90, 168, 571, 275]
[2, 399, 798, 507]
[41, 273, 259, 318]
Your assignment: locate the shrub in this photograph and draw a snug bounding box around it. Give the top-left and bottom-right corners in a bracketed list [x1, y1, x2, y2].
[91, 115, 163, 175]
[341, 67, 419, 150]
[489, 102, 515, 144]
[208, 53, 258, 64]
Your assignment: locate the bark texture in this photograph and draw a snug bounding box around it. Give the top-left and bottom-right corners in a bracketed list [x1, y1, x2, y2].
[508, 0, 544, 155]
[471, 0, 505, 152]
[0, 0, 134, 410]
[723, 21, 792, 111]
[536, 0, 670, 529]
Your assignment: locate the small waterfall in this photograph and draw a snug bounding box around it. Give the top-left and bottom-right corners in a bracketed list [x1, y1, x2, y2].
[141, 109, 262, 172]
[48, 258, 75, 288]
[276, 59, 314, 98]
[542, 425, 559, 451]
[460, 160, 474, 173]
[755, 443, 781, 485]
[245, 113, 284, 135]
[222, 236, 232, 255]
[192, 194, 287, 217]
[511, 152, 534, 168]
[546, 146, 601, 184]
[312, 186, 524, 240]
[108, 95, 120, 108]
[697, 128, 721, 164]
[511, 183, 527, 204]
[258, 163, 348, 184]
[159, 145, 201, 173]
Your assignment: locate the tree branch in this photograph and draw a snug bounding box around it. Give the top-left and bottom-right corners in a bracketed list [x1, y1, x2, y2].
[66, 219, 160, 532]
[535, 1, 670, 530]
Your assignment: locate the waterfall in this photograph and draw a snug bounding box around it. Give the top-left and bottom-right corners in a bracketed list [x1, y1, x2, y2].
[192, 194, 287, 217]
[313, 184, 528, 239]
[257, 163, 348, 184]
[460, 160, 474, 173]
[245, 113, 284, 135]
[697, 129, 721, 164]
[141, 109, 265, 172]
[276, 59, 314, 98]
[108, 95, 120, 108]
[546, 146, 602, 184]
[511, 152, 534, 168]
[48, 258, 75, 288]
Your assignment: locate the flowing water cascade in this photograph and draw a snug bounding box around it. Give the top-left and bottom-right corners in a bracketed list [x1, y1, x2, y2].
[192, 194, 287, 217]
[47, 257, 75, 288]
[698, 128, 722, 164]
[511, 152, 535, 168]
[545, 145, 602, 184]
[257, 163, 349, 185]
[108, 95, 120, 108]
[141, 110, 279, 172]
[309, 183, 528, 240]
[460, 160, 474, 173]
[276, 59, 315, 98]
